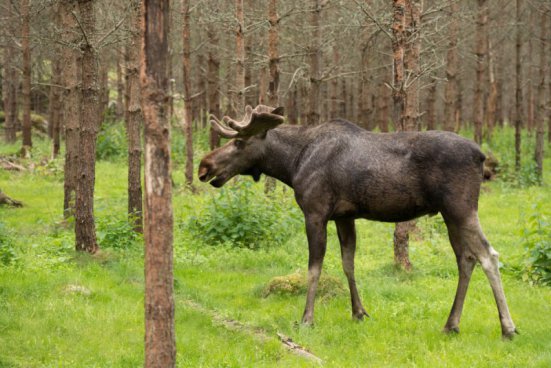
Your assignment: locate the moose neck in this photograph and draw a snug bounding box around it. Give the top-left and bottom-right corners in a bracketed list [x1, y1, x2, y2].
[257, 125, 308, 188]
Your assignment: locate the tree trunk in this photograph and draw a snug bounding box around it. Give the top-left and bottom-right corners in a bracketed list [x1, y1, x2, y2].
[331, 48, 339, 119]
[98, 52, 109, 122]
[526, 8, 536, 133]
[21, 0, 32, 156]
[3, 0, 17, 144]
[443, 1, 458, 132]
[50, 57, 62, 158]
[473, 0, 487, 145]
[426, 79, 436, 130]
[235, 0, 245, 113]
[125, 0, 144, 233]
[391, 0, 420, 272]
[182, 0, 194, 187]
[265, 0, 280, 193]
[287, 84, 298, 125]
[116, 50, 125, 120]
[485, 39, 497, 142]
[534, 9, 548, 182]
[307, 0, 322, 126]
[141, 1, 176, 366]
[515, 0, 523, 172]
[75, 0, 99, 253]
[207, 21, 221, 150]
[61, 0, 81, 219]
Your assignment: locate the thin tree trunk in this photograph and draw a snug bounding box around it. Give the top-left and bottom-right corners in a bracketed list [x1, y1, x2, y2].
[473, 0, 487, 145]
[21, 0, 32, 156]
[265, 0, 279, 193]
[526, 8, 536, 133]
[331, 48, 339, 119]
[75, 0, 99, 253]
[426, 79, 436, 130]
[534, 9, 548, 182]
[287, 84, 298, 125]
[3, 0, 17, 143]
[125, 0, 143, 233]
[307, 0, 322, 126]
[50, 57, 62, 158]
[207, 20, 221, 149]
[182, 0, 194, 187]
[141, 0, 176, 366]
[61, 0, 81, 219]
[235, 0, 245, 113]
[485, 39, 497, 142]
[444, 2, 458, 132]
[515, 0, 523, 172]
[98, 52, 109, 122]
[116, 49, 124, 120]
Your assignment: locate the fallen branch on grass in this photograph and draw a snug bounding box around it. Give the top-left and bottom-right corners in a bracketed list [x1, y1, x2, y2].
[0, 190, 23, 207]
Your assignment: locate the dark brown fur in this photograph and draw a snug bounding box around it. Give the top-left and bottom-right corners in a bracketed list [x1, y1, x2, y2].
[199, 116, 517, 338]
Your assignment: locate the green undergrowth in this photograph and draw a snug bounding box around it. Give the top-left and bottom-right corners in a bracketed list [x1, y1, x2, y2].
[1, 129, 550, 367]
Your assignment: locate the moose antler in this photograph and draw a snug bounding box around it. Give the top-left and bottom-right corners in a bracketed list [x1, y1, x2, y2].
[210, 105, 285, 138]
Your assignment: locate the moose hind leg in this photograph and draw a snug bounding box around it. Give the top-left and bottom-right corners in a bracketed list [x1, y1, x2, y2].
[442, 221, 476, 334]
[301, 217, 328, 325]
[475, 231, 517, 338]
[335, 219, 369, 320]
[455, 214, 517, 338]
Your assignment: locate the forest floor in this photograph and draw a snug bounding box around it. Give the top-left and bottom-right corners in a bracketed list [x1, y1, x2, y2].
[0, 127, 550, 367]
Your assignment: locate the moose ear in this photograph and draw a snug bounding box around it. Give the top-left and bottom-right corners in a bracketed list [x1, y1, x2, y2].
[272, 106, 285, 116]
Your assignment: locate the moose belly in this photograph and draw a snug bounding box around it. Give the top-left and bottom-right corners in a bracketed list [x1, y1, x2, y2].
[330, 196, 437, 223]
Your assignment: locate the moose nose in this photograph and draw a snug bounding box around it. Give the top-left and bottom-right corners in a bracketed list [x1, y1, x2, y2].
[198, 165, 210, 182]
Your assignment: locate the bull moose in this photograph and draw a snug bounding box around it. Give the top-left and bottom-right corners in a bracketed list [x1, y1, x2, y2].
[198, 105, 517, 338]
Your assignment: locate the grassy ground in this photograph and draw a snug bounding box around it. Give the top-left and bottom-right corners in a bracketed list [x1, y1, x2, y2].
[0, 128, 550, 367]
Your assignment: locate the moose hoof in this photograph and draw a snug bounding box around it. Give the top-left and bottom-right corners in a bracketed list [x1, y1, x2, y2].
[502, 328, 519, 340]
[442, 326, 460, 335]
[353, 309, 370, 321]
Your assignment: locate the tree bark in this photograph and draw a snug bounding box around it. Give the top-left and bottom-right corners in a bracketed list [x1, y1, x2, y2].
[235, 0, 245, 113]
[116, 50, 125, 120]
[125, 0, 144, 233]
[307, 0, 322, 125]
[3, 0, 17, 143]
[485, 39, 497, 142]
[426, 79, 436, 130]
[443, 1, 458, 132]
[61, 0, 81, 219]
[207, 20, 221, 149]
[515, 0, 523, 172]
[21, 0, 33, 156]
[50, 57, 62, 158]
[74, 0, 100, 253]
[534, 9, 548, 182]
[182, 0, 194, 187]
[141, 0, 176, 366]
[473, 0, 487, 145]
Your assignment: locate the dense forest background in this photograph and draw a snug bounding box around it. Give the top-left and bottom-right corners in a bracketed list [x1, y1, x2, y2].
[1, 0, 551, 367]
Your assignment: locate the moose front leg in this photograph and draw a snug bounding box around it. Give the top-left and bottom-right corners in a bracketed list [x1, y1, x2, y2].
[335, 218, 369, 320]
[301, 216, 328, 325]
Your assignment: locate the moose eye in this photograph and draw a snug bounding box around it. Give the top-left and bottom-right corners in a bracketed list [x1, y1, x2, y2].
[233, 139, 245, 149]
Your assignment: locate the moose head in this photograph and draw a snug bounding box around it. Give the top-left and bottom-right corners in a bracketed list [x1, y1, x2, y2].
[198, 105, 285, 187]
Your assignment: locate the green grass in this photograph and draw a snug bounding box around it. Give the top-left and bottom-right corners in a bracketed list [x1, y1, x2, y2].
[1, 127, 551, 367]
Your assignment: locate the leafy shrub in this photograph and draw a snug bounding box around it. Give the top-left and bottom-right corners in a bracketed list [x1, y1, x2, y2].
[521, 202, 551, 286]
[186, 180, 302, 249]
[0, 222, 18, 266]
[96, 122, 127, 161]
[96, 215, 142, 250]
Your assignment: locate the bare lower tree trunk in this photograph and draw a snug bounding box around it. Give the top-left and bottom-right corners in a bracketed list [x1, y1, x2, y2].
[443, 1, 458, 132]
[515, 0, 523, 172]
[307, 0, 322, 126]
[50, 57, 62, 158]
[141, 0, 176, 366]
[21, 0, 32, 157]
[207, 20, 221, 149]
[125, 0, 143, 233]
[526, 8, 536, 133]
[535, 9, 548, 182]
[61, 0, 81, 219]
[265, 0, 279, 193]
[426, 80, 436, 130]
[392, 0, 420, 271]
[116, 49, 124, 120]
[75, 0, 99, 253]
[473, 0, 487, 145]
[485, 40, 497, 142]
[182, 0, 194, 187]
[235, 0, 245, 113]
[287, 84, 298, 125]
